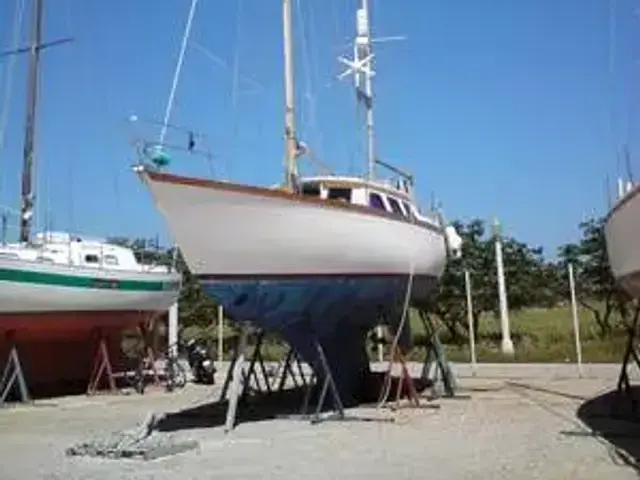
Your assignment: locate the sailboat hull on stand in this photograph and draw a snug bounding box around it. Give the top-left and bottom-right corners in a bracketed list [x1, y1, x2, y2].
[605, 186, 640, 299]
[0, 252, 181, 395]
[0, 257, 181, 338]
[139, 169, 447, 403]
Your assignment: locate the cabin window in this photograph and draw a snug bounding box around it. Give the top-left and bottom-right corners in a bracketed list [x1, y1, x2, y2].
[386, 197, 405, 217]
[369, 192, 386, 211]
[0, 252, 19, 260]
[301, 183, 321, 197]
[104, 254, 119, 266]
[328, 187, 352, 203]
[84, 254, 100, 264]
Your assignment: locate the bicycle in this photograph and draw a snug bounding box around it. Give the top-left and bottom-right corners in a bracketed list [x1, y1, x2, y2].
[163, 342, 188, 392]
[118, 352, 148, 395]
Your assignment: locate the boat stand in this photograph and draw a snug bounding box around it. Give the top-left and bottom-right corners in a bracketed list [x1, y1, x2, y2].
[614, 308, 640, 413]
[87, 330, 117, 396]
[136, 320, 160, 391]
[273, 346, 309, 393]
[222, 328, 312, 432]
[0, 331, 31, 405]
[377, 345, 439, 411]
[288, 338, 391, 424]
[418, 310, 462, 399]
[223, 324, 250, 433]
[222, 324, 380, 430]
[219, 329, 273, 405]
[296, 339, 346, 423]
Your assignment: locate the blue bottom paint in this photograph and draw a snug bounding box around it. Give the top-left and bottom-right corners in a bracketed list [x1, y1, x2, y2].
[200, 275, 438, 404]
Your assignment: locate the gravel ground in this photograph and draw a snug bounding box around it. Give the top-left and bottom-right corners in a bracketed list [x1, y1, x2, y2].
[0, 364, 638, 480]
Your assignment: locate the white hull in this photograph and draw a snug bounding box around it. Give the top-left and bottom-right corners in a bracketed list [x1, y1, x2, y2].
[605, 186, 640, 298]
[0, 257, 181, 314]
[141, 173, 448, 280]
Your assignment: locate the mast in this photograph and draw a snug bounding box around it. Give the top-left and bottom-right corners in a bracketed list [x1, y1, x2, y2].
[337, 1, 377, 181]
[19, 0, 44, 243]
[359, 0, 375, 182]
[282, 0, 298, 190]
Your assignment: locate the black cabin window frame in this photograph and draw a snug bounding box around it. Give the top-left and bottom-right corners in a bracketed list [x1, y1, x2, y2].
[386, 196, 406, 217]
[327, 187, 352, 203]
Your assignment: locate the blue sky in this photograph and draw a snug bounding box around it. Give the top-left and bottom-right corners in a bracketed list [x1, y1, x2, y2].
[0, 0, 637, 257]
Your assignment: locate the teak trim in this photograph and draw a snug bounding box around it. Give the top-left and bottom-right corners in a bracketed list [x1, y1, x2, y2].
[144, 170, 444, 234]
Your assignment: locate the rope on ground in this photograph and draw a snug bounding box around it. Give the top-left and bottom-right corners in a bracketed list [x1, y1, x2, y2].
[65, 411, 199, 461]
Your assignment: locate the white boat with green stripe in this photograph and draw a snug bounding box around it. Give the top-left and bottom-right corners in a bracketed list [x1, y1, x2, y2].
[0, 232, 181, 336]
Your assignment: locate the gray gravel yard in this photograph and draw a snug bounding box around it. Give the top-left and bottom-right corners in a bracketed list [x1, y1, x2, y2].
[0, 363, 638, 480]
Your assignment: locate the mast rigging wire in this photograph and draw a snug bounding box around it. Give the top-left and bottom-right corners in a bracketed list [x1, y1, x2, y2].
[158, 0, 199, 145]
[0, 0, 27, 191]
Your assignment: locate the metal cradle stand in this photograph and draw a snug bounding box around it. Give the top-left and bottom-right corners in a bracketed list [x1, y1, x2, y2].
[86, 329, 117, 396]
[221, 323, 387, 432]
[377, 344, 439, 411]
[418, 311, 460, 399]
[295, 339, 347, 424]
[221, 325, 283, 433]
[0, 331, 31, 405]
[282, 319, 392, 425]
[219, 328, 274, 406]
[615, 309, 640, 413]
[274, 346, 309, 393]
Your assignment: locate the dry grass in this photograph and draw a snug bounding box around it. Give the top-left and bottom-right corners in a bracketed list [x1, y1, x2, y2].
[410, 305, 628, 363]
[134, 305, 628, 364]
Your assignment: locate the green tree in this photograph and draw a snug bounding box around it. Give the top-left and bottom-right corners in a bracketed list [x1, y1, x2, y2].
[557, 217, 632, 336]
[429, 219, 554, 343]
[170, 247, 219, 328]
[107, 236, 218, 329]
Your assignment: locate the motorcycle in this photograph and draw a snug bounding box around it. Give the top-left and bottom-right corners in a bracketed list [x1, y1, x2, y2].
[185, 339, 216, 385]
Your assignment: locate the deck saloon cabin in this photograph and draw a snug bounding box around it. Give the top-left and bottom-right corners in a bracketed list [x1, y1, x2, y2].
[298, 175, 431, 223]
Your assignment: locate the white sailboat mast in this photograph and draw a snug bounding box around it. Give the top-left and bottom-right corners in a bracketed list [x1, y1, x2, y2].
[282, 0, 298, 190]
[359, 0, 375, 182]
[337, 1, 377, 181]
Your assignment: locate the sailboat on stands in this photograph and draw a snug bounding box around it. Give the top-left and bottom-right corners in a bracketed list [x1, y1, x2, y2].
[134, 0, 461, 404]
[0, 0, 181, 395]
[605, 166, 640, 299]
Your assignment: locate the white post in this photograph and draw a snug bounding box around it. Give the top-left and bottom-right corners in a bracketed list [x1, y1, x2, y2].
[376, 325, 384, 363]
[168, 301, 179, 358]
[493, 218, 514, 355]
[464, 269, 477, 375]
[217, 305, 224, 363]
[225, 323, 248, 433]
[617, 177, 625, 199]
[568, 263, 583, 378]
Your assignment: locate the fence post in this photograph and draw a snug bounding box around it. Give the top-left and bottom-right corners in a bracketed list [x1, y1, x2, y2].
[168, 302, 178, 358]
[217, 305, 224, 363]
[568, 263, 583, 378]
[464, 269, 477, 375]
